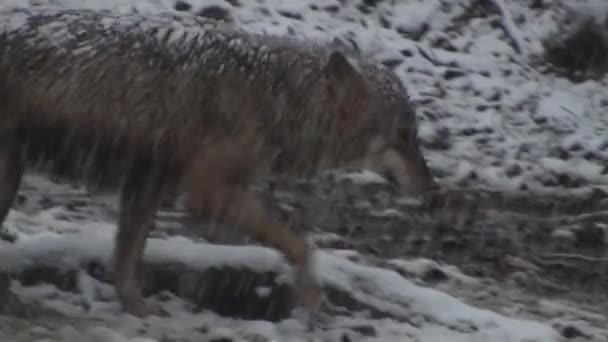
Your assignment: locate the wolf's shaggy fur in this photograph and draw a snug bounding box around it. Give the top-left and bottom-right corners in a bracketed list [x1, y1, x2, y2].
[0, 9, 437, 316]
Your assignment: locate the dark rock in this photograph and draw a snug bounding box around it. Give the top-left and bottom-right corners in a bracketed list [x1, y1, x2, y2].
[38, 195, 54, 209]
[0, 229, 17, 243]
[488, 92, 501, 101]
[422, 267, 449, 283]
[15, 194, 27, 207]
[443, 69, 466, 80]
[400, 49, 413, 57]
[323, 5, 340, 14]
[197, 6, 232, 22]
[173, 0, 192, 12]
[19, 266, 79, 292]
[396, 23, 430, 41]
[365, 245, 380, 256]
[224, 0, 240, 7]
[556, 173, 587, 188]
[475, 137, 490, 145]
[381, 58, 403, 69]
[462, 265, 486, 278]
[362, 0, 382, 7]
[277, 10, 303, 20]
[379, 15, 391, 29]
[583, 151, 597, 161]
[505, 164, 522, 178]
[568, 143, 584, 152]
[357, 4, 372, 14]
[442, 236, 464, 252]
[432, 36, 458, 52]
[460, 127, 478, 136]
[574, 225, 604, 248]
[209, 338, 233, 342]
[350, 324, 377, 337]
[468, 171, 478, 181]
[533, 116, 548, 125]
[530, 0, 546, 9]
[561, 325, 588, 339]
[65, 199, 88, 211]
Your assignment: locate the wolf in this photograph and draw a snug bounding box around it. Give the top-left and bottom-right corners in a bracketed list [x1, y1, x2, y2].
[0, 9, 438, 317]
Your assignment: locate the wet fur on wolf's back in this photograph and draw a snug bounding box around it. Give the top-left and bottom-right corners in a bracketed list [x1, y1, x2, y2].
[0, 9, 406, 190]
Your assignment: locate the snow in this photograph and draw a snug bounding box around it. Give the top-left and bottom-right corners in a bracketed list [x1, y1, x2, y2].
[2, 210, 561, 342]
[388, 258, 480, 286]
[1, 0, 608, 340]
[335, 170, 389, 185]
[0, 180, 568, 341]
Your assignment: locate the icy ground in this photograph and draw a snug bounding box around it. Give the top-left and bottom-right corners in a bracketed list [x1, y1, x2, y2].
[1, 0, 608, 341]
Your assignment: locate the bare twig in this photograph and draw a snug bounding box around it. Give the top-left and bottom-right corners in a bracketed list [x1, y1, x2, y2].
[416, 45, 441, 66]
[488, 0, 525, 54]
[541, 252, 608, 263]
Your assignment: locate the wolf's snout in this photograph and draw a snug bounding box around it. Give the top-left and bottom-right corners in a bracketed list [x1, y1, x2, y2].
[381, 147, 438, 195]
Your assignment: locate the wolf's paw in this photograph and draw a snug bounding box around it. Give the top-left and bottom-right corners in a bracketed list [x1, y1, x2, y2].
[122, 297, 150, 318]
[293, 271, 322, 314]
[122, 297, 169, 318]
[118, 288, 166, 318]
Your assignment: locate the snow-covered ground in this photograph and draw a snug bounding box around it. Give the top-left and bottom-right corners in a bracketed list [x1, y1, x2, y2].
[0, 208, 559, 342]
[0, 182, 563, 342]
[1, 0, 608, 341]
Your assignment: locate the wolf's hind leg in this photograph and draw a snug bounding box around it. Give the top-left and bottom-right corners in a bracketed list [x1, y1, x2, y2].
[0, 136, 24, 227]
[0, 135, 24, 311]
[112, 162, 164, 317]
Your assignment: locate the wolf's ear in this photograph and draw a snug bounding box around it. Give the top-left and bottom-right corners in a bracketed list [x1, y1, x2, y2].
[324, 51, 358, 82]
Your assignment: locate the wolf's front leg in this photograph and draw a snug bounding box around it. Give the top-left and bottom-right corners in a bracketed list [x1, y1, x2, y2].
[227, 190, 321, 312]
[187, 180, 321, 314]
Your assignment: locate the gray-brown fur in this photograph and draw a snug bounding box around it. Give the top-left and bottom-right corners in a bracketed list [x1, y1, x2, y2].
[0, 9, 437, 317]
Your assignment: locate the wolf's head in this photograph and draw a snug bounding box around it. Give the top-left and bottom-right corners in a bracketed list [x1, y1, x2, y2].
[322, 50, 438, 194]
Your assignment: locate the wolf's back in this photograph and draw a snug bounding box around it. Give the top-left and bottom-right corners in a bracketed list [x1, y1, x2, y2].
[0, 9, 230, 183]
[0, 9, 337, 182]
